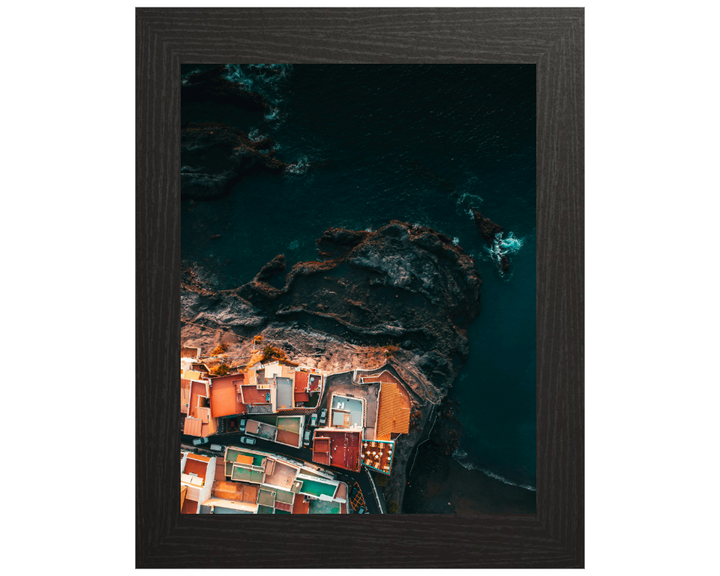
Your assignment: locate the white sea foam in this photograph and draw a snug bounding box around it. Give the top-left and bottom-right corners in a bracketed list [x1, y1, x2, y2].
[288, 240, 300, 250]
[248, 128, 267, 143]
[452, 449, 536, 492]
[484, 231, 524, 275]
[286, 158, 309, 175]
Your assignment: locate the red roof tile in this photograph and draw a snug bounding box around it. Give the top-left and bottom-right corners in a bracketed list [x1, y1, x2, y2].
[183, 417, 203, 437]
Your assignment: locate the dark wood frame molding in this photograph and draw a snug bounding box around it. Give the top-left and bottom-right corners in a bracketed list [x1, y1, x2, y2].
[136, 8, 584, 568]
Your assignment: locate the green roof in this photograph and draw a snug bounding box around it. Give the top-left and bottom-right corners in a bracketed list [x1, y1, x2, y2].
[231, 466, 264, 484]
[277, 416, 301, 433]
[258, 489, 276, 507]
[275, 489, 295, 504]
[258, 505, 274, 514]
[226, 448, 265, 467]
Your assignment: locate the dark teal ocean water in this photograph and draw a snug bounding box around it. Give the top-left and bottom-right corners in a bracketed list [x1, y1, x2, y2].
[181, 64, 536, 510]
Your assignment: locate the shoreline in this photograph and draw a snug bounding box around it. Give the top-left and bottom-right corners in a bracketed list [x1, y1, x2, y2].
[403, 439, 537, 514]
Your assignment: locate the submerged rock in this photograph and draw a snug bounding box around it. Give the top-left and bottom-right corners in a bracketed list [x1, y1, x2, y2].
[180, 122, 287, 199]
[471, 209, 510, 273]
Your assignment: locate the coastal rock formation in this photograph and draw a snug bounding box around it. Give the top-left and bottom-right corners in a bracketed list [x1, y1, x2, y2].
[182, 65, 270, 113]
[181, 122, 287, 199]
[181, 221, 483, 508]
[471, 209, 510, 273]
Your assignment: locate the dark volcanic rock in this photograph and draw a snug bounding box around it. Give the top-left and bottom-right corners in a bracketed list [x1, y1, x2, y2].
[182, 221, 482, 401]
[471, 209, 504, 242]
[316, 227, 371, 259]
[182, 65, 270, 113]
[181, 221, 484, 507]
[431, 397, 463, 456]
[181, 123, 287, 199]
[471, 209, 510, 273]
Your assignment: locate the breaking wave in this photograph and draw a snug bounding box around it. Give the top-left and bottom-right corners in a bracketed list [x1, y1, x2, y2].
[452, 449, 536, 492]
[455, 191, 484, 217]
[224, 64, 293, 98]
[248, 128, 266, 142]
[485, 231, 524, 272]
[286, 157, 309, 175]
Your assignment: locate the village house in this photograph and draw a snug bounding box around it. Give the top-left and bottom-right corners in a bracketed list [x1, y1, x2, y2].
[193, 445, 348, 514]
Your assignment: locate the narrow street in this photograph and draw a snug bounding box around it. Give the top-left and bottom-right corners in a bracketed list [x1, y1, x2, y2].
[182, 432, 380, 514]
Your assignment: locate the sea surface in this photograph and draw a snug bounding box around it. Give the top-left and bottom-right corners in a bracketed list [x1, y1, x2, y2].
[181, 64, 536, 513]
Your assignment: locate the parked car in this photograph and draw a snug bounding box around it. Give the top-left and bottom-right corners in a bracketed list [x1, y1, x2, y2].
[239, 418, 247, 432]
[303, 429, 312, 447]
[240, 436, 256, 446]
[210, 444, 225, 452]
[319, 408, 327, 425]
[357, 506, 366, 514]
[310, 413, 317, 427]
[192, 437, 209, 446]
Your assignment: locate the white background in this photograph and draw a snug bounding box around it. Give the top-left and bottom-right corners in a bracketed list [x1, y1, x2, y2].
[2, 1, 717, 574]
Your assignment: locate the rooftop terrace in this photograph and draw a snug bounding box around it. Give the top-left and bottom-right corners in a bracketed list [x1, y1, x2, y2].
[312, 429, 362, 472]
[210, 374, 246, 418]
[264, 461, 298, 491]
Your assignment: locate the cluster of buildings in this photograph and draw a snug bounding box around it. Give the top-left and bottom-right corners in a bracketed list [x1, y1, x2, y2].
[310, 370, 413, 476]
[181, 346, 323, 445]
[181, 445, 349, 514]
[180, 343, 416, 515]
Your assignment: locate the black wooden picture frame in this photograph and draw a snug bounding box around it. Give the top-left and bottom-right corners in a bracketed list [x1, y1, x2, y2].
[136, 8, 584, 568]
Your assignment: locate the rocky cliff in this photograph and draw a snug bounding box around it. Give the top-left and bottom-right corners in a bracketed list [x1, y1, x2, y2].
[181, 221, 483, 508]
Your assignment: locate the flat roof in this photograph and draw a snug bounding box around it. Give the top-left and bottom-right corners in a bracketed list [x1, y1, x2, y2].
[189, 381, 208, 420]
[241, 385, 271, 405]
[294, 371, 308, 392]
[308, 373, 322, 391]
[212, 480, 259, 504]
[276, 429, 300, 447]
[312, 430, 361, 472]
[331, 394, 364, 428]
[276, 377, 293, 410]
[209, 376, 246, 418]
[264, 461, 298, 491]
[183, 457, 209, 484]
[231, 466, 264, 484]
[277, 416, 302, 433]
[292, 495, 310, 514]
[362, 439, 395, 475]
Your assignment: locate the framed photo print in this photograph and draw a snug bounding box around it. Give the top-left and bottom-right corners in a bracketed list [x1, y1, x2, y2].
[137, 7, 583, 568]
